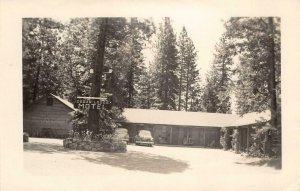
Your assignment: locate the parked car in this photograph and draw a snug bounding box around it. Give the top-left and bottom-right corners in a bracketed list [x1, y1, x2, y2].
[112, 128, 129, 144]
[135, 130, 154, 147]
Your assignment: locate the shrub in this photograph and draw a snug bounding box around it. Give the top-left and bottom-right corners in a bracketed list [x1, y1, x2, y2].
[63, 135, 126, 153]
[220, 127, 231, 150]
[71, 107, 124, 140]
[248, 125, 267, 157]
[231, 129, 240, 153]
[248, 125, 281, 157]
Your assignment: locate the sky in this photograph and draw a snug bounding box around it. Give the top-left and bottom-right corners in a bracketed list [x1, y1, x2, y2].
[144, 17, 227, 81]
[54, 16, 227, 81]
[173, 17, 226, 75]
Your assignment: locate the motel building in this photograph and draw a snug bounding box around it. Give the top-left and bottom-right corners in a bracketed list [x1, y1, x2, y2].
[23, 94, 270, 150]
[120, 108, 270, 150]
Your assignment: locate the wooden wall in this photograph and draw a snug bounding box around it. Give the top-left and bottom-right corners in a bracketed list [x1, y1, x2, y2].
[23, 97, 74, 138]
[120, 123, 221, 148]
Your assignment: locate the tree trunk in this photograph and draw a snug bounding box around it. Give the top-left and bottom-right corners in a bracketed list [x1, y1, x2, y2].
[268, 17, 277, 129]
[88, 18, 108, 136]
[164, 74, 168, 109]
[127, 67, 134, 108]
[264, 17, 277, 156]
[147, 79, 151, 109]
[221, 56, 226, 87]
[32, 63, 40, 101]
[127, 19, 135, 108]
[178, 63, 183, 111]
[185, 66, 190, 111]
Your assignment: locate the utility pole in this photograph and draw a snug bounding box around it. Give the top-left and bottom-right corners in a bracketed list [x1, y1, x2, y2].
[88, 18, 108, 137]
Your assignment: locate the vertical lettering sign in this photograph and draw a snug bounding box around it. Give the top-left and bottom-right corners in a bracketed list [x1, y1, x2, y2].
[74, 97, 110, 110]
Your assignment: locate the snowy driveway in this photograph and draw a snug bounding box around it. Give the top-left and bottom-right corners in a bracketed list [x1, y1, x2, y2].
[22, 138, 286, 191]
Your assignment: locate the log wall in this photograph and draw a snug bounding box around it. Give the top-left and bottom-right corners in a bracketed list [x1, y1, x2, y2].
[23, 97, 74, 138]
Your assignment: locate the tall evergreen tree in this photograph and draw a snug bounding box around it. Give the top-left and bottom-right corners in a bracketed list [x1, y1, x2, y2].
[177, 27, 201, 111]
[201, 66, 219, 113]
[135, 65, 156, 109]
[202, 34, 233, 113]
[224, 17, 281, 127]
[23, 18, 64, 106]
[153, 18, 179, 110]
[124, 18, 155, 108]
[60, 18, 94, 103]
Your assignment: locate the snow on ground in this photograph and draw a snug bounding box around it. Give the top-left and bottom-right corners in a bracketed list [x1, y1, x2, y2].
[21, 138, 286, 191]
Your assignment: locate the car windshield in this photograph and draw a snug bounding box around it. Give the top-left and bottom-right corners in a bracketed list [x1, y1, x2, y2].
[139, 130, 151, 137]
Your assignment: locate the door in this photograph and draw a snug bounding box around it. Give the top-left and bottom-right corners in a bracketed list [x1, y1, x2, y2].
[171, 126, 179, 145]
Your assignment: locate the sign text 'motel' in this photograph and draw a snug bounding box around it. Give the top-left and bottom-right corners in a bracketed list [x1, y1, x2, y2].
[74, 97, 111, 110]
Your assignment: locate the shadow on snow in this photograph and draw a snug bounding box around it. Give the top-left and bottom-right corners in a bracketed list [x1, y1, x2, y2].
[24, 142, 189, 174]
[77, 151, 189, 174]
[234, 158, 281, 170]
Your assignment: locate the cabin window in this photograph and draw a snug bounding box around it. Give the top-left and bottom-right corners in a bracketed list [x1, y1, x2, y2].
[47, 97, 53, 106]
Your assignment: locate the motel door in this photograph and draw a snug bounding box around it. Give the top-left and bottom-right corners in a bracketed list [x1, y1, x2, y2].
[198, 128, 205, 146]
[171, 127, 179, 145]
[183, 128, 193, 145]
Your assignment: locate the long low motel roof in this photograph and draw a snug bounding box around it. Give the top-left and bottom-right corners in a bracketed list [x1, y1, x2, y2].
[122, 108, 271, 128]
[46, 94, 271, 128]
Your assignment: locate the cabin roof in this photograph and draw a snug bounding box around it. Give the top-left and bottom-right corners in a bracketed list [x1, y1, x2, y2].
[122, 108, 270, 128]
[40, 95, 271, 128]
[50, 94, 76, 111]
[230, 110, 270, 127]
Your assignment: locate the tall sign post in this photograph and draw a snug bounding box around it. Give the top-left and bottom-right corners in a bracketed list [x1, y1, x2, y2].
[87, 18, 108, 137]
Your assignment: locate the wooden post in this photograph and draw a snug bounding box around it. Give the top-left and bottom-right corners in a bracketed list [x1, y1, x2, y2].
[246, 126, 250, 153]
[203, 128, 206, 147]
[238, 128, 242, 152]
[88, 18, 108, 136]
[170, 126, 173, 144]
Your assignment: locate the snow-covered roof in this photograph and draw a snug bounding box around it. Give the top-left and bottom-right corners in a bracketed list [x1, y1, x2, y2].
[50, 94, 76, 111]
[47, 95, 271, 127]
[122, 108, 270, 128]
[230, 110, 271, 127]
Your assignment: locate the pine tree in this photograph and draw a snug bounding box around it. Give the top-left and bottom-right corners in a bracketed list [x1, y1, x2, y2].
[153, 18, 179, 110]
[177, 27, 201, 111]
[201, 67, 219, 113]
[224, 17, 281, 155]
[100, 18, 155, 108]
[202, 34, 233, 113]
[23, 18, 64, 106]
[224, 17, 281, 126]
[135, 65, 156, 109]
[124, 18, 154, 108]
[59, 18, 94, 103]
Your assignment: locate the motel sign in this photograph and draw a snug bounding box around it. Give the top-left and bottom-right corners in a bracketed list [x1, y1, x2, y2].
[74, 96, 112, 110]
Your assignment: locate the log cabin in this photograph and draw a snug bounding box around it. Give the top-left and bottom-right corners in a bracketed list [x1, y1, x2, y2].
[23, 94, 76, 138]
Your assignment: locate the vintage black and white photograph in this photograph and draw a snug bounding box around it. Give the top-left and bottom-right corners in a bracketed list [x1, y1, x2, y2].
[2, 1, 300, 190]
[20, 16, 285, 189]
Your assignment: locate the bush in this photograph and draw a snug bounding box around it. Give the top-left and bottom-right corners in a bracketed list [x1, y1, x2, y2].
[231, 129, 240, 153]
[102, 134, 127, 152]
[63, 134, 126, 153]
[71, 107, 124, 140]
[248, 126, 264, 157]
[220, 127, 231, 150]
[248, 125, 281, 157]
